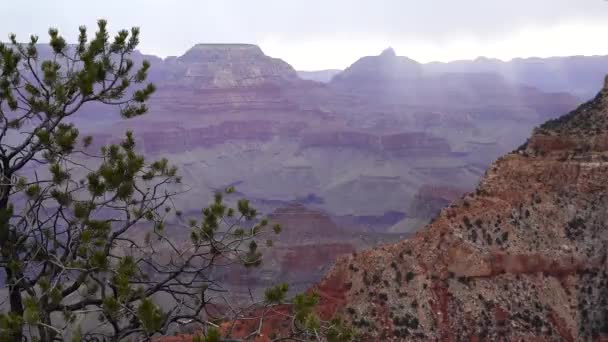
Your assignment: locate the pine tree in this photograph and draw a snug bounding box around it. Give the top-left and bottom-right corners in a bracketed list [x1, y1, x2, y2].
[0, 20, 273, 341]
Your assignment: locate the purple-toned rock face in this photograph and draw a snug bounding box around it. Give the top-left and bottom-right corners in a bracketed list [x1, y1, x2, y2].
[222, 81, 608, 342]
[162, 44, 300, 89]
[73, 46, 590, 301]
[328, 50, 580, 122]
[332, 47, 423, 83]
[300, 131, 378, 149]
[79, 46, 581, 223]
[380, 132, 452, 156]
[285, 83, 608, 342]
[424, 55, 608, 100]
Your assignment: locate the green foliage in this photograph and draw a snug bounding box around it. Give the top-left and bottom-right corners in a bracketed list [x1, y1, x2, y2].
[243, 240, 263, 267]
[326, 317, 358, 342]
[0, 313, 24, 341]
[25, 184, 41, 198]
[293, 292, 320, 325]
[14, 177, 27, 191]
[137, 298, 163, 333]
[113, 256, 138, 299]
[237, 199, 257, 220]
[264, 283, 289, 304]
[71, 327, 82, 342]
[102, 297, 120, 320]
[303, 312, 321, 333]
[0, 20, 284, 342]
[192, 328, 220, 342]
[274, 291, 359, 340]
[23, 297, 39, 325]
[73, 201, 94, 220]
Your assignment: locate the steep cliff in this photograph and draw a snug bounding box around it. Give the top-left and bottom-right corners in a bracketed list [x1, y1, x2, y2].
[80, 46, 584, 234]
[147, 44, 310, 114]
[79, 46, 589, 317]
[301, 79, 608, 340]
[214, 80, 608, 341]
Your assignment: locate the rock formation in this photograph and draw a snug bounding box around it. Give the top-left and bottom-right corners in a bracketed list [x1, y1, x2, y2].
[211, 75, 608, 342]
[327, 50, 579, 123]
[331, 47, 423, 83]
[145, 44, 313, 115]
[135, 47, 608, 341]
[200, 204, 399, 302]
[302, 54, 608, 100]
[75, 46, 585, 250]
[281, 80, 608, 340]
[75, 46, 591, 315]
[164, 44, 299, 89]
[425, 55, 608, 100]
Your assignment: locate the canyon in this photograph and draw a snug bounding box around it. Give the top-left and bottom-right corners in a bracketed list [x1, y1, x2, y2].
[72, 44, 599, 299]
[80, 44, 582, 219]
[221, 71, 608, 342]
[18, 41, 608, 341]
[310, 79, 608, 340]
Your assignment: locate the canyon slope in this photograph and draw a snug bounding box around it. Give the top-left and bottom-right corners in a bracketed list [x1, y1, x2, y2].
[83, 46, 580, 225]
[278, 78, 608, 340]
[75, 45, 585, 297]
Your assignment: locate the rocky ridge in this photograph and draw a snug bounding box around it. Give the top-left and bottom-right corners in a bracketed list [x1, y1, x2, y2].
[326, 50, 579, 123]
[221, 79, 608, 340]
[301, 54, 608, 99]
[301, 78, 608, 340]
[426, 55, 608, 99]
[100, 47, 579, 223]
[75, 46, 593, 321]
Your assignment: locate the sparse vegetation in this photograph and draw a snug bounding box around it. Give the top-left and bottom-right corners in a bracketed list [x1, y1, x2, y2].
[0, 21, 293, 341]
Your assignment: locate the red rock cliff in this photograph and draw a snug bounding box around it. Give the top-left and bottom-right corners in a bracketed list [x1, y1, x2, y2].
[298, 81, 608, 340]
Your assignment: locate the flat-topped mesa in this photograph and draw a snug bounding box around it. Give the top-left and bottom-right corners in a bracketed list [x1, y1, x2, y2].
[177, 43, 265, 62]
[169, 43, 300, 89]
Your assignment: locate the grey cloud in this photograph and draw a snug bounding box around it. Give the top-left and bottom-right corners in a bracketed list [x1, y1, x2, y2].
[1, 0, 607, 67]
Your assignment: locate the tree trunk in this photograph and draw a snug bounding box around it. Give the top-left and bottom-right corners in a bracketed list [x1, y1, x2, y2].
[5, 268, 24, 341]
[0, 168, 23, 341]
[38, 308, 55, 342]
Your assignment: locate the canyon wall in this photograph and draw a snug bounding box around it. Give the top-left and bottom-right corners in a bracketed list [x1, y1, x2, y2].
[274, 81, 608, 341]
[73, 45, 589, 307]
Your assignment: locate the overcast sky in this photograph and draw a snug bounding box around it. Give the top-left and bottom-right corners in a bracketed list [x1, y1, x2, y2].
[2, 0, 608, 70]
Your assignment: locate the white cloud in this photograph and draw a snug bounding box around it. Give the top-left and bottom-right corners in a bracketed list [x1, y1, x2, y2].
[1, 0, 607, 69]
